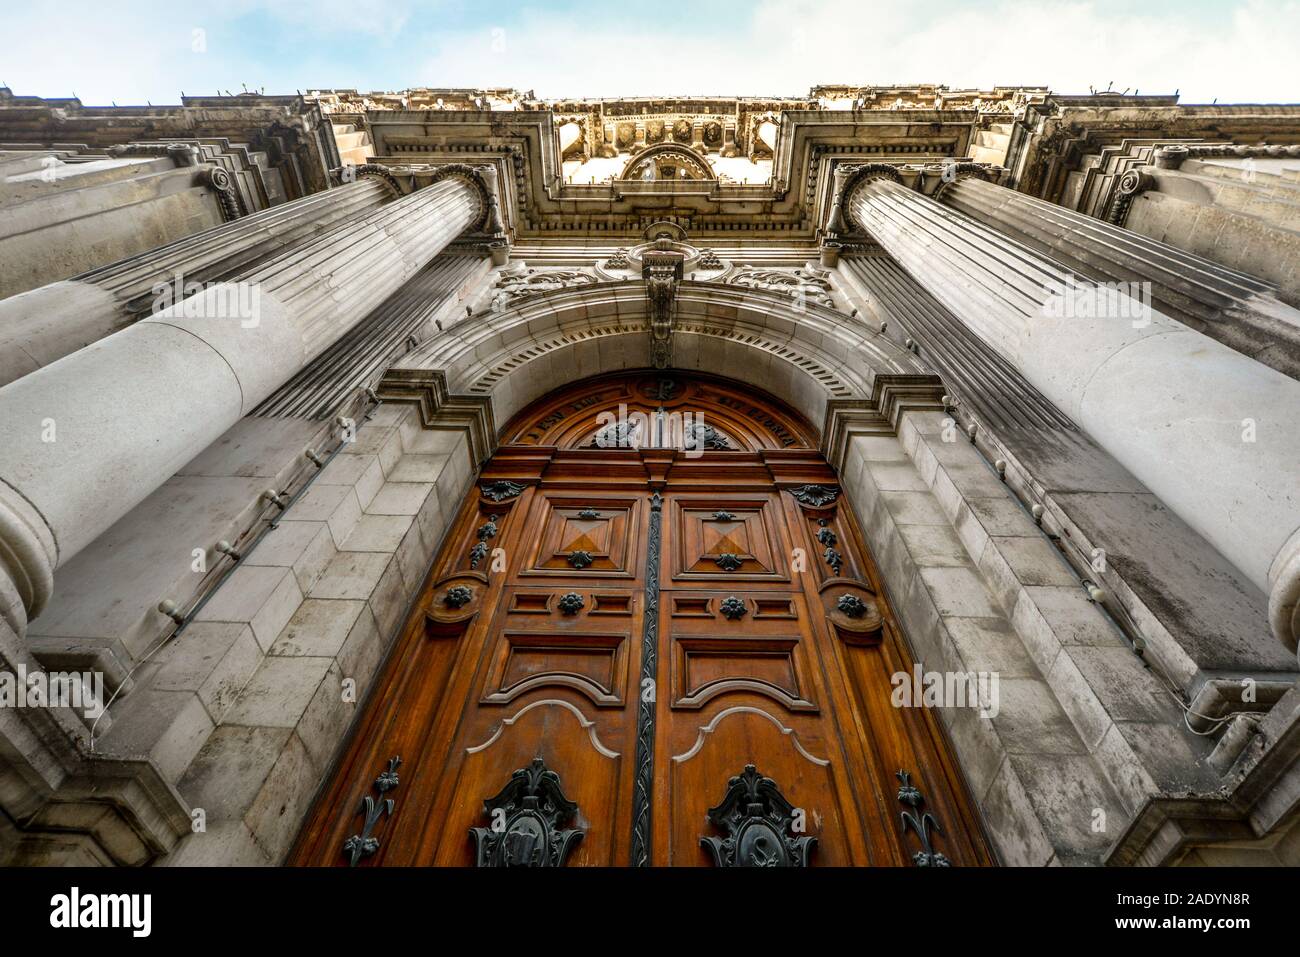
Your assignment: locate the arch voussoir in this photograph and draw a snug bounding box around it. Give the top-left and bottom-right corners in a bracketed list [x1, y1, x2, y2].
[388, 279, 928, 449]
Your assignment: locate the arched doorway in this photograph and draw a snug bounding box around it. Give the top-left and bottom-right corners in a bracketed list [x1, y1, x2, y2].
[290, 370, 992, 866]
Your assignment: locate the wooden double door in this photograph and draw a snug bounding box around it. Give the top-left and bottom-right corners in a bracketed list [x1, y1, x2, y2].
[291, 372, 991, 867]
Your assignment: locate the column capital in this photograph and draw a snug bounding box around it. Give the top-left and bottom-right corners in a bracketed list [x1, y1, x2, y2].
[826, 160, 1004, 236]
[427, 163, 505, 235]
[825, 163, 902, 237]
[329, 162, 405, 197]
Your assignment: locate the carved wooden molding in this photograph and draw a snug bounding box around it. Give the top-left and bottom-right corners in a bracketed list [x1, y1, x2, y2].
[426, 571, 489, 634]
[630, 490, 663, 865]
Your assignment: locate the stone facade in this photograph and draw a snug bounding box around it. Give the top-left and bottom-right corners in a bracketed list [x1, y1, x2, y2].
[1, 85, 1298, 866]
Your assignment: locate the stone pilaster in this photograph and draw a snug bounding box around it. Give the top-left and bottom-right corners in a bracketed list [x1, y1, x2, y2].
[0, 178, 395, 386]
[939, 176, 1300, 378]
[844, 175, 1300, 655]
[0, 170, 487, 636]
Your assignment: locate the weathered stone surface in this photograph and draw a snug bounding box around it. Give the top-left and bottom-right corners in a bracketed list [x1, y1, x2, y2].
[4, 87, 1298, 870]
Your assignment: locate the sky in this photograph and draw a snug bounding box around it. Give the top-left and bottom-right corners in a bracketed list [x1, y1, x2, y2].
[1, 0, 1297, 105]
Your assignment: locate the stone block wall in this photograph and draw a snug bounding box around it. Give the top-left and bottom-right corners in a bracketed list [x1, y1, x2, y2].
[82, 402, 477, 865]
[840, 409, 1217, 864]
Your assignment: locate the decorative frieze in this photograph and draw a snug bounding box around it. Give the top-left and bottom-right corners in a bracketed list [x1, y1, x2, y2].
[490, 265, 597, 309]
[727, 266, 834, 309]
[1154, 142, 1300, 170]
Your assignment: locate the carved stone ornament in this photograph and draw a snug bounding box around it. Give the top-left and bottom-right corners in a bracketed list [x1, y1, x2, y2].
[825, 162, 905, 235]
[490, 264, 597, 310]
[481, 480, 526, 502]
[700, 765, 816, 867]
[728, 266, 835, 309]
[428, 163, 504, 234]
[469, 758, 586, 867]
[698, 248, 723, 269]
[328, 162, 404, 198]
[1155, 142, 1300, 171]
[594, 231, 729, 282]
[789, 484, 840, 508]
[1106, 168, 1158, 226]
[643, 237, 684, 369]
[202, 165, 245, 221]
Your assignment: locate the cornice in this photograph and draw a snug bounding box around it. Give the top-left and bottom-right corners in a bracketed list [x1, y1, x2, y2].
[376, 367, 499, 466]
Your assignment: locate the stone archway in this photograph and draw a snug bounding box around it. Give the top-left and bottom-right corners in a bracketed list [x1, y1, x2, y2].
[275, 277, 1139, 869]
[379, 279, 939, 473]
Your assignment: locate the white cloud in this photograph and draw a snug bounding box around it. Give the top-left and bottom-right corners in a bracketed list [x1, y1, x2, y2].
[417, 0, 1300, 102]
[234, 0, 415, 40]
[1, 0, 1296, 104]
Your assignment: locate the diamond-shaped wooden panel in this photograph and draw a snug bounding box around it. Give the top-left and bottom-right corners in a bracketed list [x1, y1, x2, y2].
[523, 498, 637, 578]
[672, 500, 786, 582]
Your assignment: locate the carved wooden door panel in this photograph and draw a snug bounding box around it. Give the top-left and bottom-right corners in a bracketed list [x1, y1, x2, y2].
[290, 372, 992, 867]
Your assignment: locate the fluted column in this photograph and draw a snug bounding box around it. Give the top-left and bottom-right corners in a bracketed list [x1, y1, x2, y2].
[939, 176, 1300, 378]
[846, 176, 1300, 654]
[0, 177, 395, 386]
[0, 171, 487, 635]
